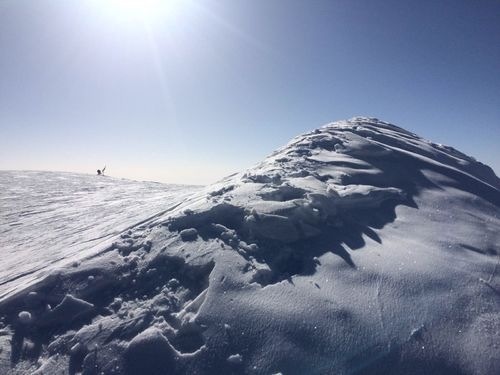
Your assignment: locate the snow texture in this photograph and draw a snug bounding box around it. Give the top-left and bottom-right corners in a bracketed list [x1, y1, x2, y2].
[0, 171, 201, 300]
[0, 118, 499, 375]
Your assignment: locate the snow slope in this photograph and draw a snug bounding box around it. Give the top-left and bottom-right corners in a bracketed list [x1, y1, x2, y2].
[0, 171, 201, 300]
[0, 118, 499, 375]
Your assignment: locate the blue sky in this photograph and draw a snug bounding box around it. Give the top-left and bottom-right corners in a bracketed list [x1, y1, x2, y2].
[0, 0, 499, 184]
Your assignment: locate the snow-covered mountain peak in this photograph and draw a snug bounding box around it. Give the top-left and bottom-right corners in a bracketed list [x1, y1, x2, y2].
[158, 118, 498, 286]
[234, 117, 498, 191]
[1, 119, 499, 374]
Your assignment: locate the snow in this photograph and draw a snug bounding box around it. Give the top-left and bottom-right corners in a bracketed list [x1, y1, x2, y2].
[38, 294, 94, 327]
[17, 311, 31, 324]
[0, 118, 499, 374]
[124, 327, 178, 375]
[0, 171, 201, 300]
[227, 353, 243, 364]
[179, 228, 198, 241]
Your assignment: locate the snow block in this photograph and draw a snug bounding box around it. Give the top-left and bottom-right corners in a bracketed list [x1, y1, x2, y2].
[227, 353, 243, 364]
[38, 294, 94, 327]
[180, 228, 198, 241]
[18, 311, 32, 324]
[124, 328, 177, 375]
[245, 213, 299, 243]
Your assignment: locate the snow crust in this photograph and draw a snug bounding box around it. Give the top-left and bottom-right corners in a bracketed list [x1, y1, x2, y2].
[0, 171, 201, 299]
[0, 118, 499, 374]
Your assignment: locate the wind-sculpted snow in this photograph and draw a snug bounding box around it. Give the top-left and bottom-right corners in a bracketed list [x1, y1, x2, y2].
[0, 118, 499, 375]
[0, 171, 201, 299]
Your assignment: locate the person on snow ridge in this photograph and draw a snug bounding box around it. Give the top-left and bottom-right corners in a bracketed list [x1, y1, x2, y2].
[97, 166, 106, 175]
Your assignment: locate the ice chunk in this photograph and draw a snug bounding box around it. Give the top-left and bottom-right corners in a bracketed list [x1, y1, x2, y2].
[25, 291, 40, 307]
[38, 294, 94, 327]
[245, 213, 299, 243]
[124, 328, 177, 375]
[180, 228, 198, 241]
[18, 311, 32, 324]
[227, 353, 243, 364]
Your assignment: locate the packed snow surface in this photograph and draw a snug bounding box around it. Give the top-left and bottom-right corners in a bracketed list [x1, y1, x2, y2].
[0, 171, 201, 299]
[0, 118, 499, 375]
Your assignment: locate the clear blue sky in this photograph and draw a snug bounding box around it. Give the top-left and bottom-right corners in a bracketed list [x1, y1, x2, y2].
[0, 0, 499, 184]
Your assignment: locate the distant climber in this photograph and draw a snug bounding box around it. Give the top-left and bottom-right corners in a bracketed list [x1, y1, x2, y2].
[97, 166, 106, 176]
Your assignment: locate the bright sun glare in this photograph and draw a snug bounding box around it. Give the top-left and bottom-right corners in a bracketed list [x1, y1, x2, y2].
[100, 0, 183, 24]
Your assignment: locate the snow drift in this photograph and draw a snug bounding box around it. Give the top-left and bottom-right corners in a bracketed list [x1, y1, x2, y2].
[0, 171, 201, 301]
[0, 117, 499, 375]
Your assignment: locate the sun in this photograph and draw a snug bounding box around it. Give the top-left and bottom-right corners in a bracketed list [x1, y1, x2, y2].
[97, 0, 183, 24]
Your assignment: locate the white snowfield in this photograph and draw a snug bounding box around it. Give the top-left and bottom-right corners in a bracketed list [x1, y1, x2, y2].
[0, 117, 499, 375]
[0, 172, 201, 299]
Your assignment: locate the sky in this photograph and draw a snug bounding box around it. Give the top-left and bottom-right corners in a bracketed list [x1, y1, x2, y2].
[0, 0, 499, 185]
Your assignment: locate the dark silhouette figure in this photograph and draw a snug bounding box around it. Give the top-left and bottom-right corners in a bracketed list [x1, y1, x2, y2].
[97, 166, 106, 176]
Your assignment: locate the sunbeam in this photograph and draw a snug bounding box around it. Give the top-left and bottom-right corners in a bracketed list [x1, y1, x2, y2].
[95, 0, 184, 24]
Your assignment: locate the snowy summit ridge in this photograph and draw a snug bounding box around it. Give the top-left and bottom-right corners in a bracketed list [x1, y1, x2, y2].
[1, 118, 499, 374]
[167, 116, 498, 282]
